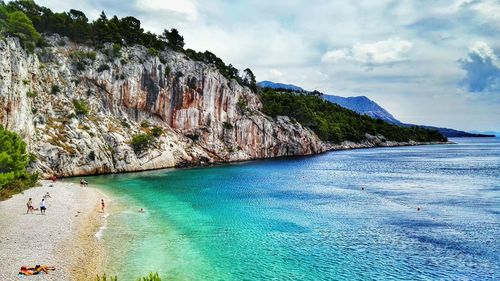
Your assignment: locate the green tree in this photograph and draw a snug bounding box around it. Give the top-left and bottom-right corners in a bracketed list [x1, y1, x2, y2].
[242, 68, 257, 92]
[4, 10, 41, 52]
[0, 127, 37, 199]
[119, 16, 143, 45]
[161, 28, 184, 51]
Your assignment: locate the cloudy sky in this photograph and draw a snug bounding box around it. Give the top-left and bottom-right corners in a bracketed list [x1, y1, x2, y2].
[35, 0, 500, 131]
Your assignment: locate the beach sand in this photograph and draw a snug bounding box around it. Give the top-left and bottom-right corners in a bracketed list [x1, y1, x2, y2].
[0, 180, 108, 280]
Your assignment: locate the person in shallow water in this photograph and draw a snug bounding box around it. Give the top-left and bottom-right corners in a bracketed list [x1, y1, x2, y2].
[26, 198, 33, 214]
[101, 199, 105, 212]
[139, 208, 145, 213]
[39, 199, 46, 215]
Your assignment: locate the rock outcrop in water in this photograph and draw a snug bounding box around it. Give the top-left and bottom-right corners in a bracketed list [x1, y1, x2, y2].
[0, 36, 327, 177]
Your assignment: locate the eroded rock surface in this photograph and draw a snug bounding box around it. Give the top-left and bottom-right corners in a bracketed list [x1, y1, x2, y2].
[0, 36, 327, 177]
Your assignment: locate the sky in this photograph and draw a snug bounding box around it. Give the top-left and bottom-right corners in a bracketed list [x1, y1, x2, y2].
[33, 0, 500, 131]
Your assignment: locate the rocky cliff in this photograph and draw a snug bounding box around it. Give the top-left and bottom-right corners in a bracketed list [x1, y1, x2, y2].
[0, 36, 326, 177]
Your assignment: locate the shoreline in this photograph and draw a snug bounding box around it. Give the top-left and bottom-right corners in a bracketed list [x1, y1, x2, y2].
[0, 180, 109, 280]
[45, 140, 455, 180]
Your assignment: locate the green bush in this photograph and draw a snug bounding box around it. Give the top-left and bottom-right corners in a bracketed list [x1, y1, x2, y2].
[75, 61, 86, 71]
[98, 64, 110, 72]
[50, 85, 60, 95]
[73, 99, 90, 115]
[150, 126, 163, 138]
[223, 121, 233, 130]
[141, 120, 151, 128]
[148, 47, 159, 57]
[0, 127, 38, 200]
[71, 50, 97, 61]
[26, 91, 37, 98]
[131, 133, 152, 154]
[111, 43, 122, 58]
[237, 97, 250, 115]
[164, 66, 171, 77]
[120, 119, 131, 128]
[96, 274, 117, 281]
[137, 272, 161, 281]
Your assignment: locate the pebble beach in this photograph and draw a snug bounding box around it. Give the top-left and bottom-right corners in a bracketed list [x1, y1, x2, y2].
[0, 180, 108, 280]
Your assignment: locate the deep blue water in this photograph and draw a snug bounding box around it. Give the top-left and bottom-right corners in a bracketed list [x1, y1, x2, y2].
[87, 138, 500, 280]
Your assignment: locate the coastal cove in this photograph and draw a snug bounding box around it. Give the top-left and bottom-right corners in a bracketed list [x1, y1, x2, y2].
[83, 138, 499, 280]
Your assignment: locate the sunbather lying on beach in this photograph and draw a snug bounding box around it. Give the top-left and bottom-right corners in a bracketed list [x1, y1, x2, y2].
[19, 265, 56, 275]
[35, 265, 56, 274]
[19, 266, 35, 275]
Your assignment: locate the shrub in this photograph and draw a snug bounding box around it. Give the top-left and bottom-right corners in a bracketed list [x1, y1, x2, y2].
[98, 64, 110, 73]
[164, 66, 171, 77]
[26, 91, 37, 98]
[75, 61, 86, 71]
[120, 119, 131, 128]
[148, 47, 159, 57]
[186, 133, 199, 142]
[0, 127, 38, 200]
[137, 272, 162, 281]
[50, 85, 60, 95]
[150, 126, 163, 138]
[95, 274, 117, 281]
[111, 43, 122, 58]
[223, 121, 233, 130]
[237, 97, 250, 115]
[73, 99, 90, 115]
[131, 133, 152, 154]
[141, 120, 151, 128]
[71, 51, 97, 61]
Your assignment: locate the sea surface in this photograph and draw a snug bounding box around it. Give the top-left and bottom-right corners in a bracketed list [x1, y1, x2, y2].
[85, 138, 500, 281]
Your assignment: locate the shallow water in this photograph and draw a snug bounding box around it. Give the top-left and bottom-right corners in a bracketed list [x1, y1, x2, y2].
[86, 138, 500, 280]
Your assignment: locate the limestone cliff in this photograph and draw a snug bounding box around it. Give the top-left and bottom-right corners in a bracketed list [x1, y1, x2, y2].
[0, 36, 326, 177]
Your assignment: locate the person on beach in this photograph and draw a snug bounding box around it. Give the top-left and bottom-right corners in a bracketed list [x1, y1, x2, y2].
[19, 265, 56, 275]
[101, 199, 105, 212]
[40, 199, 46, 215]
[43, 192, 51, 199]
[26, 198, 34, 214]
[80, 178, 88, 187]
[34, 265, 56, 274]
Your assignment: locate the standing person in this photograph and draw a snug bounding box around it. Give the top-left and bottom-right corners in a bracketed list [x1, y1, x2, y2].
[26, 198, 33, 214]
[101, 199, 105, 213]
[40, 199, 46, 215]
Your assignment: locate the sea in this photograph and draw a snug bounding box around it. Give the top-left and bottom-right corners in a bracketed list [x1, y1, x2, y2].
[84, 137, 500, 281]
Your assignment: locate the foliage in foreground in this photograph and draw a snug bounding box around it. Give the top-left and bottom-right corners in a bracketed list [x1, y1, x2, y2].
[96, 272, 161, 281]
[260, 89, 447, 144]
[0, 127, 38, 200]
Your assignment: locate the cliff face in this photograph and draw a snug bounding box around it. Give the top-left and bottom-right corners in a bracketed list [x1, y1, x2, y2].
[0, 36, 326, 177]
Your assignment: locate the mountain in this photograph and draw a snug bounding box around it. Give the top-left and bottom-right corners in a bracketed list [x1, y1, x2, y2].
[257, 81, 305, 92]
[470, 131, 498, 137]
[322, 95, 402, 125]
[258, 81, 493, 138]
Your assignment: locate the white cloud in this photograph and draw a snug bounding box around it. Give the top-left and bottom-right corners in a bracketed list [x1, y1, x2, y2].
[26, 0, 500, 131]
[135, 0, 198, 21]
[322, 38, 413, 65]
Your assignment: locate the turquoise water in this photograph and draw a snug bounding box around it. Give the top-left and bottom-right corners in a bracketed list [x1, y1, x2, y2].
[86, 138, 500, 280]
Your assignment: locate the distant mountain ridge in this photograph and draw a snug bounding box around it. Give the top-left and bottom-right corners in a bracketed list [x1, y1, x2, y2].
[257, 81, 305, 92]
[257, 81, 494, 138]
[321, 95, 401, 125]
